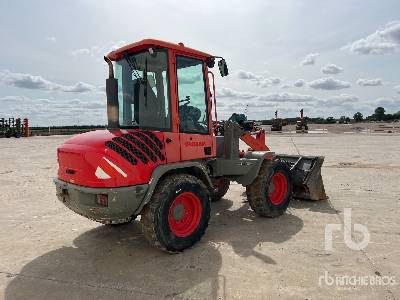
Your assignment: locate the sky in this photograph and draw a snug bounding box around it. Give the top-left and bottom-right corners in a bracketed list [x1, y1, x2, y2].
[0, 0, 399, 126]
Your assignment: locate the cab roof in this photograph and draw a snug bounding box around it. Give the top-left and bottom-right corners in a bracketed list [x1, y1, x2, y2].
[107, 39, 213, 61]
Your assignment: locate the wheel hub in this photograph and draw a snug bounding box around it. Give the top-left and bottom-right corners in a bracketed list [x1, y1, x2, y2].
[168, 192, 202, 237]
[172, 203, 185, 221]
[268, 171, 288, 205]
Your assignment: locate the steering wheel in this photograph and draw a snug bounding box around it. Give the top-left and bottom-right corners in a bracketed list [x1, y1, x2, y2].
[179, 95, 191, 105]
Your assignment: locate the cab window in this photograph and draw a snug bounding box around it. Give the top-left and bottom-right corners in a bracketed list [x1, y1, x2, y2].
[115, 49, 171, 131]
[176, 56, 208, 134]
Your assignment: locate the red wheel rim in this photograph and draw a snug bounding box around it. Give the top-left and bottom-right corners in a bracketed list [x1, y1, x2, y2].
[268, 171, 288, 205]
[168, 192, 202, 237]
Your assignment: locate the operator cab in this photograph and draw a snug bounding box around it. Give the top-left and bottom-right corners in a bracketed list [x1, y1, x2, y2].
[106, 39, 228, 134]
[114, 49, 211, 134]
[105, 39, 228, 162]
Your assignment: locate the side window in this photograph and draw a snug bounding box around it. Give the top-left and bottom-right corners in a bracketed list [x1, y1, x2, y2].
[176, 56, 208, 134]
[115, 49, 171, 131]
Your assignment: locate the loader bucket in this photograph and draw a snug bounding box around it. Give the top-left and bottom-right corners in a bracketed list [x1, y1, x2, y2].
[276, 155, 327, 201]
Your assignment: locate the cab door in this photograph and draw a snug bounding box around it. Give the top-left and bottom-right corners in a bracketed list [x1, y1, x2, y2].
[175, 55, 215, 161]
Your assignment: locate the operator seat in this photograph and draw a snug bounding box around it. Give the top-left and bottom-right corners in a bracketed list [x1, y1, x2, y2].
[179, 104, 203, 132]
[133, 79, 166, 129]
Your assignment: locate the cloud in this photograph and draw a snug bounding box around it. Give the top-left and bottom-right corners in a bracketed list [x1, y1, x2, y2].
[308, 77, 351, 90]
[247, 102, 276, 108]
[259, 77, 281, 87]
[218, 87, 318, 103]
[374, 97, 398, 110]
[321, 64, 343, 74]
[0, 95, 30, 103]
[72, 48, 92, 56]
[81, 101, 105, 109]
[281, 84, 290, 89]
[72, 41, 127, 57]
[257, 93, 318, 103]
[236, 70, 281, 87]
[110, 41, 127, 51]
[357, 78, 383, 87]
[395, 85, 400, 94]
[0, 70, 95, 93]
[0, 95, 107, 126]
[218, 87, 256, 99]
[294, 79, 305, 87]
[345, 21, 400, 55]
[46, 36, 56, 43]
[326, 94, 359, 102]
[317, 94, 360, 109]
[237, 70, 262, 81]
[300, 53, 319, 66]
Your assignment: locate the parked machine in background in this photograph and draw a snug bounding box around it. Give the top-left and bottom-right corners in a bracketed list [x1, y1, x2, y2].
[296, 109, 308, 133]
[0, 118, 29, 138]
[271, 110, 283, 131]
[54, 39, 327, 252]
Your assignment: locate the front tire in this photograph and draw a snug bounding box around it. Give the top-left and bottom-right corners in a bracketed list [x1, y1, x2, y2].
[141, 174, 211, 252]
[246, 160, 292, 217]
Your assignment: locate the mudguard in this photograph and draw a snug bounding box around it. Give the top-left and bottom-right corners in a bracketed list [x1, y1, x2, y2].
[133, 161, 213, 215]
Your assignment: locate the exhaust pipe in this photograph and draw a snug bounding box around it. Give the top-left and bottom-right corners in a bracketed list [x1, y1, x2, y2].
[104, 56, 119, 129]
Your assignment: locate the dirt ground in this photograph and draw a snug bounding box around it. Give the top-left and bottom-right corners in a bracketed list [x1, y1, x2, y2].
[0, 133, 399, 299]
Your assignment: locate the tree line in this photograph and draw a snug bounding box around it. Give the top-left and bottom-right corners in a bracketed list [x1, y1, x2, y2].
[262, 107, 400, 125]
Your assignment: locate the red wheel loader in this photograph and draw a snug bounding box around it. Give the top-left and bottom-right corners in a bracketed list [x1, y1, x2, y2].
[54, 39, 327, 252]
[296, 109, 309, 133]
[271, 110, 283, 131]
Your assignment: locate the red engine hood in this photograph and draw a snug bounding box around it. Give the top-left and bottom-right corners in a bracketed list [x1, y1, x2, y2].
[57, 130, 166, 188]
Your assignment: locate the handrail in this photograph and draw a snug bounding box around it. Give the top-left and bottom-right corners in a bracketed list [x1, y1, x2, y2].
[207, 71, 217, 125]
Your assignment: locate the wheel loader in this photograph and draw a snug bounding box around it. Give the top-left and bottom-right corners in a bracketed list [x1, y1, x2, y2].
[271, 110, 283, 131]
[296, 109, 309, 133]
[54, 39, 327, 252]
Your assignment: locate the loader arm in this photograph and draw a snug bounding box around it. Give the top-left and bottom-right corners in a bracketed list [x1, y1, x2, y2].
[240, 130, 269, 151]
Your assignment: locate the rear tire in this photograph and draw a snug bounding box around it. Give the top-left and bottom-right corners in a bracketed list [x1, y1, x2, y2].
[211, 177, 230, 202]
[141, 174, 211, 252]
[246, 160, 292, 217]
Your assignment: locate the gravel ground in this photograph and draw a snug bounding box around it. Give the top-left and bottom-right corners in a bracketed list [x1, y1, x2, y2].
[0, 133, 399, 299]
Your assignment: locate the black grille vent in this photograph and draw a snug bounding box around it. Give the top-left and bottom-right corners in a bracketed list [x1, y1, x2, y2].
[130, 132, 165, 161]
[113, 137, 148, 164]
[105, 141, 137, 165]
[122, 134, 158, 163]
[142, 131, 164, 149]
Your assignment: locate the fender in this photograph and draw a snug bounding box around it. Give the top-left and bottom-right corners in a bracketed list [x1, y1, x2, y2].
[235, 151, 274, 186]
[208, 151, 274, 186]
[133, 161, 213, 215]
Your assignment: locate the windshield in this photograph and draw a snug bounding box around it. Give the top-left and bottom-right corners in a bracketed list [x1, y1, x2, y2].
[115, 49, 171, 130]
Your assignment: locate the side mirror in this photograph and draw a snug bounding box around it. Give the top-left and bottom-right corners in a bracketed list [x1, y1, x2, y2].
[218, 59, 229, 77]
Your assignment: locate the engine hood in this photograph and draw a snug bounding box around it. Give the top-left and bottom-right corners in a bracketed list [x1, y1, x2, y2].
[57, 129, 166, 188]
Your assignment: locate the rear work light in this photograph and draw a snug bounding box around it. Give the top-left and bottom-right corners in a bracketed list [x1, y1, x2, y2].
[97, 194, 108, 207]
